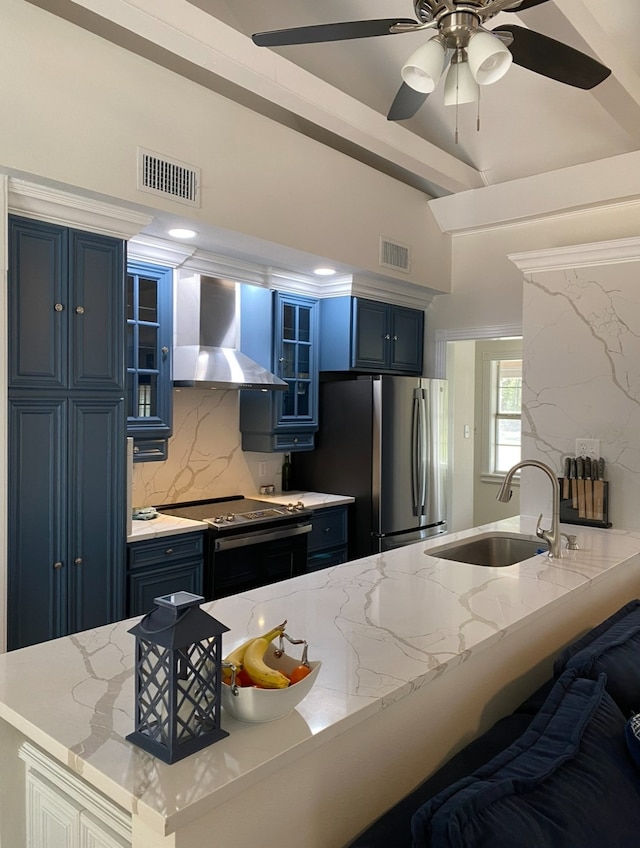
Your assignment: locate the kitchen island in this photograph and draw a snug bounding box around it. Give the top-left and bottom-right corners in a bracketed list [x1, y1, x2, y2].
[1, 515, 640, 848]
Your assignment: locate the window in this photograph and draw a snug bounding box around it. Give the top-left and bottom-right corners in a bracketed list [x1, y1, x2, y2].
[492, 359, 522, 473]
[479, 341, 523, 480]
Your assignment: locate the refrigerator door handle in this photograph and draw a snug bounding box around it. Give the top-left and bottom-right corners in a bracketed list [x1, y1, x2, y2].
[412, 389, 427, 515]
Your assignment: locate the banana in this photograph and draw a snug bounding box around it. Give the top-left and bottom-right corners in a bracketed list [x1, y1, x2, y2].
[222, 621, 286, 682]
[243, 632, 291, 689]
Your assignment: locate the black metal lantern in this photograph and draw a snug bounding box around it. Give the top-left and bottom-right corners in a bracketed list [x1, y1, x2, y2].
[127, 591, 229, 764]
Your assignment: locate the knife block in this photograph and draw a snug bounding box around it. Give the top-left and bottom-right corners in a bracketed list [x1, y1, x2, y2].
[558, 477, 611, 528]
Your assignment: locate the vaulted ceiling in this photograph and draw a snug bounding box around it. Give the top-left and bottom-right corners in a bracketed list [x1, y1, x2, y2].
[27, 0, 640, 203]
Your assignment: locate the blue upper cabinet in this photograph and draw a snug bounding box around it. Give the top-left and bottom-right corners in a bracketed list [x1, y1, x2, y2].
[240, 287, 319, 452]
[9, 217, 124, 391]
[319, 296, 424, 375]
[126, 261, 173, 461]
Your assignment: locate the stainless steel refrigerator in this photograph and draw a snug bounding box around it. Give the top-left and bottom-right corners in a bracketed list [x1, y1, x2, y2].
[293, 375, 448, 558]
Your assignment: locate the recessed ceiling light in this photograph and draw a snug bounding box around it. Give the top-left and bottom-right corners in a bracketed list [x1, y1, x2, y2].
[314, 267, 336, 276]
[168, 227, 197, 239]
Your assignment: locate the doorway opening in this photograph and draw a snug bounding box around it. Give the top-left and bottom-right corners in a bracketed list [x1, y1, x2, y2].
[434, 326, 522, 533]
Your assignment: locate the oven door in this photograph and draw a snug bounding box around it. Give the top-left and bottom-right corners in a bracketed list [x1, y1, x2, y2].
[207, 522, 311, 599]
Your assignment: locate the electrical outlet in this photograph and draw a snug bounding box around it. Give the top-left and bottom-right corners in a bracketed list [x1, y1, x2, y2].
[258, 461, 267, 478]
[575, 438, 600, 459]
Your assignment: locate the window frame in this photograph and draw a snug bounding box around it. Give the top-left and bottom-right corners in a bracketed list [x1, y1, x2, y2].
[480, 342, 523, 484]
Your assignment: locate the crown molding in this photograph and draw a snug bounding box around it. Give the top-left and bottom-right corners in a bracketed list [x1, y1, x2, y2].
[127, 234, 197, 268]
[509, 236, 640, 274]
[7, 178, 152, 239]
[351, 274, 436, 310]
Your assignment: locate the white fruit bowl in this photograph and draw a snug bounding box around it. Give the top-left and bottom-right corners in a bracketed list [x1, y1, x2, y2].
[221, 644, 321, 723]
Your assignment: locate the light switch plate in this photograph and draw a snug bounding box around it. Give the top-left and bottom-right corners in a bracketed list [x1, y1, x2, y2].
[575, 438, 600, 459]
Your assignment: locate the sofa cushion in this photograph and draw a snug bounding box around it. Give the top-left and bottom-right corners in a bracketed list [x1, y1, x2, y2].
[411, 670, 640, 848]
[553, 599, 640, 718]
[346, 713, 533, 847]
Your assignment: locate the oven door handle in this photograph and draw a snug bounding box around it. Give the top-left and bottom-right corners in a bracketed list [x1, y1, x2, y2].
[214, 523, 311, 552]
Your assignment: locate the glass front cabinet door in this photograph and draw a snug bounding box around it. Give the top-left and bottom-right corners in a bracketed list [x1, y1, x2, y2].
[240, 289, 319, 452]
[126, 261, 173, 460]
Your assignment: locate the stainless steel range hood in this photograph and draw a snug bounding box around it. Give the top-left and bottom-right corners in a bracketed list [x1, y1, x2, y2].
[173, 275, 286, 391]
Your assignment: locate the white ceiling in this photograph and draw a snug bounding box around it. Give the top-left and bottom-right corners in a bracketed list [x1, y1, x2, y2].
[182, 0, 640, 192]
[26, 0, 640, 272]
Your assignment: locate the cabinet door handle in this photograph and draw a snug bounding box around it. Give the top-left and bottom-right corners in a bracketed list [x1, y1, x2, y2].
[384, 334, 391, 340]
[393, 335, 398, 341]
[161, 346, 169, 356]
[75, 306, 85, 315]
[74, 557, 83, 566]
[324, 527, 331, 533]
[53, 561, 63, 569]
[165, 548, 174, 555]
[54, 303, 64, 312]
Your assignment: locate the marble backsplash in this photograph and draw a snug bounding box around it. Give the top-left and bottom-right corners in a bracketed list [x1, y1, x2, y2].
[514, 240, 640, 531]
[132, 388, 283, 508]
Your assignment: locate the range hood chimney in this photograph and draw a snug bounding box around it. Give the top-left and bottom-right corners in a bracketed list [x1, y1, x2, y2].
[173, 276, 286, 391]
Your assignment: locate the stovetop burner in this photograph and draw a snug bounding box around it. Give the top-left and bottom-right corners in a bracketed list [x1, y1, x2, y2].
[158, 496, 310, 531]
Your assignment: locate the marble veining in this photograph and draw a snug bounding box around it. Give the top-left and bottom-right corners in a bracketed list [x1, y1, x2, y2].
[520, 254, 640, 530]
[1, 516, 639, 834]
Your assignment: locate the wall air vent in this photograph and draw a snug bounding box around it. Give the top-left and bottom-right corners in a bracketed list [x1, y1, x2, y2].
[137, 148, 201, 207]
[380, 237, 411, 273]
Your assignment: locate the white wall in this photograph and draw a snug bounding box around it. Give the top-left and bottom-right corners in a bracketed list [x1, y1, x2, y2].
[425, 203, 640, 375]
[2, 0, 450, 294]
[446, 340, 475, 532]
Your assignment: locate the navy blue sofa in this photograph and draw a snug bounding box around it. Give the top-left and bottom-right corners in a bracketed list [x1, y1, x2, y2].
[347, 599, 640, 848]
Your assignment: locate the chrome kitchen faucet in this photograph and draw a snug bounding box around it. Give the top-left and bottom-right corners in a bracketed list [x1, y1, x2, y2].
[496, 459, 563, 559]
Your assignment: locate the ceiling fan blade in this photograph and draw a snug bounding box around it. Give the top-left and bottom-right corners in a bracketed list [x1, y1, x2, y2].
[387, 83, 428, 121]
[497, 24, 611, 89]
[503, 0, 551, 11]
[252, 19, 418, 47]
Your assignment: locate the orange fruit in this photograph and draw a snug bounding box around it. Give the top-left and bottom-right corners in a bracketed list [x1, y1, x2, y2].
[289, 665, 312, 685]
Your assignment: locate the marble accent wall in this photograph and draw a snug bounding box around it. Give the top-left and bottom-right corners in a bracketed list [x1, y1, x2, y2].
[512, 239, 640, 530]
[132, 389, 283, 507]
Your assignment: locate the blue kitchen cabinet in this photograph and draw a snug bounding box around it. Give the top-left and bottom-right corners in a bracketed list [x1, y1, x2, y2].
[126, 261, 173, 461]
[8, 395, 125, 650]
[240, 287, 319, 452]
[319, 296, 424, 375]
[127, 533, 204, 616]
[307, 505, 349, 571]
[7, 215, 126, 651]
[9, 217, 124, 391]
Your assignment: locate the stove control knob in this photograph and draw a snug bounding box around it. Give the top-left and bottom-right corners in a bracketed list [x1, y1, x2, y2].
[226, 513, 236, 521]
[295, 501, 305, 511]
[212, 516, 224, 524]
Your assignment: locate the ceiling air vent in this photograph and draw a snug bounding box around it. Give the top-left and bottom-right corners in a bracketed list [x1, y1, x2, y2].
[137, 148, 201, 207]
[380, 237, 410, 273]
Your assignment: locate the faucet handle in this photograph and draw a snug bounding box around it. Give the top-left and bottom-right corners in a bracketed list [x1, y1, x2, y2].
[562, 533, 579, 550]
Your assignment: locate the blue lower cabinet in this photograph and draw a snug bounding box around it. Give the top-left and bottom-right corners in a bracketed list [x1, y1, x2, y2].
[8, 395, 125, 650]
[307, 506, 349, 572]
[126, 533, 204, 617]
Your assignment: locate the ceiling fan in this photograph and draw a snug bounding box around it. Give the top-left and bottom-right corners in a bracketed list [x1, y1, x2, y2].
[251, 0, 611, 121]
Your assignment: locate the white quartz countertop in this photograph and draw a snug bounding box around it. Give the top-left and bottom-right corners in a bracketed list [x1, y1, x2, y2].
[127, 514, 207, 543]
[2, 516, 640, 837]
[255, 490, 355, 509]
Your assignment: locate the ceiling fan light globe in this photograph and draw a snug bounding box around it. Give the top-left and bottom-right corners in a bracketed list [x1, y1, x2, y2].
[443, 61, 479, 106]
[401, 37, 447, 93]
[467, 31, 512, 85]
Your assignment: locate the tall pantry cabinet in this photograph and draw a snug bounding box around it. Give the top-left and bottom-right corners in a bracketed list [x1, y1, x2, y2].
[7, 216, 126, 651]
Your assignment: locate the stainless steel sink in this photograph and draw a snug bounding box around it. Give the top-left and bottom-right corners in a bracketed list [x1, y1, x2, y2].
[426, 532, 548, 567]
